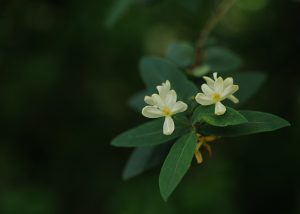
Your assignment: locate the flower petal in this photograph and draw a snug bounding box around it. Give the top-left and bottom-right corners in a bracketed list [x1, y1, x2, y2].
[201, 84, 214, 96]
[156, 80, 171, 99]
[171, 101, 188, 114]
[213, 72, 218, 81]
[195, 93, 214, 106]
[165, 90, 177, 107]
[228, 95, 239, 104]
[151, 94, 165, 109]
[214, 77, 224, 93]
[221, 85, 239, 99]
[144, 95, 155, 105]
[224, 77, 233, 88]
[163, 116, 175, 135]
[164, 80, 171, 89]
[203, 76, 215, 89]
[142, 106, 163, 118]
[215, 102, 226, 115]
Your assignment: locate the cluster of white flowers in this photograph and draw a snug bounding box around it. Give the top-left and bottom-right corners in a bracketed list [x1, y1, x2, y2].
[142, 73, 239, 135]
[195, 72, 239, 115]
[142, 80, 188, 135]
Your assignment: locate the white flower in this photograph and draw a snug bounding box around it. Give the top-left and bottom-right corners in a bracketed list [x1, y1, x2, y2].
[142, 80, 188, 135]
[195, 72, 239, 116]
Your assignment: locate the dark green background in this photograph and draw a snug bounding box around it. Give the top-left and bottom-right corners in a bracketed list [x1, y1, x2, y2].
[0, 0, 299, 213]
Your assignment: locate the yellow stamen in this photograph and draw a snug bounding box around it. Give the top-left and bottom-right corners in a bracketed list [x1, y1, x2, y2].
[194, 138, 204, 164]
[194, 150, 203, 164]
[194, 134, 218, 164]
[203, 142, 212, 157]
[162, 107, 171, 116]
[212, 93, 221, 103]
[204, 136, 218, 142]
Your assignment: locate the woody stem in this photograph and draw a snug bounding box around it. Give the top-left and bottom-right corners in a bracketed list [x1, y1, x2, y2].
[192, 0, 236, 68]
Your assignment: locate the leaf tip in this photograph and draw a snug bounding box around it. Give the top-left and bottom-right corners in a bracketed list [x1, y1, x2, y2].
[110, 140, 117, 146]
[159, 174, 171, 202]
[282, 119, 291, 127]
[110, 137, 121, 147]
[161, 194, 169, 202]
[159, 184, 170, 202]
[121, 172, 131, 181]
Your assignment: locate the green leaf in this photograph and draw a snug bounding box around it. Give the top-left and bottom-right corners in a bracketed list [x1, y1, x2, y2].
[191, 64, 211, 77]
[122, 143, 170, 180]
[166, 42, 194, 67]
[177, 0, 203, 13]
[192, 105, 248, 127]
[159, 132, 198, 201]
[111, 118, 190, 147]
[104, 0, 136, 28]
[231, 72, 267, 106]
[128, 89, 149, 112]
[202, 111, 290, 137]
[139, 57, 198, 102]
[203, 46, 242, 73]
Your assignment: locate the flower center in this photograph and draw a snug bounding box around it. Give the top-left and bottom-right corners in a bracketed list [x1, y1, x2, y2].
[212, 93, 221, 103]
[162, 107, 171, 116]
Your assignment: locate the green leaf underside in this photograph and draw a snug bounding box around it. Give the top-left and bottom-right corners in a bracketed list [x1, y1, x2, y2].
[159, 132, 198, 201]
[122, 143, 171, 180]
[201, 110, 290, 137]
[111, 118, 190, 147]
[139, 57, 198, 101]
[192, 105, 248, 127]
[204, 46, 242, 73]
[230, 72, 267, 107]
[166, 42, 194, 67]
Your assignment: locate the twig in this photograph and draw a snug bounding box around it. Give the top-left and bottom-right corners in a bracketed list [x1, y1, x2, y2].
[192, 0, 236, 68]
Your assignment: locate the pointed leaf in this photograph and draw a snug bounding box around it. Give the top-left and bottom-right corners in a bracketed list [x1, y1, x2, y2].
[192, 105, 248, 127]
[122, 143, 171, 180]
[203, 47, 242, 73]
[166, 42, 194, 67]
[191, 64, 211, 77]
[231, 72, 267, 106]
[139, 57, 198, 102]
[105, 0, 136, 28]
[111, 118, 190, 147]
[159, 132, 198, 201]
[202, 111, 290, 137]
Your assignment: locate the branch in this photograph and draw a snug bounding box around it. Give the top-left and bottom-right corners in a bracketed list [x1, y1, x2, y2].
[192, 0, 236, 68]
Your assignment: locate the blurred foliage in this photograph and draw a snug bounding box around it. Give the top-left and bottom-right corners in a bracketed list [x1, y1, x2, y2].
[0, 0, 299, 213]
